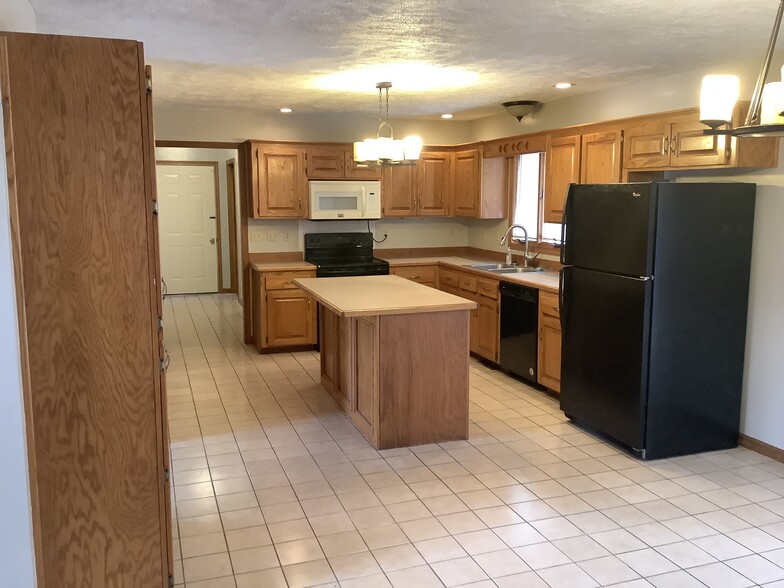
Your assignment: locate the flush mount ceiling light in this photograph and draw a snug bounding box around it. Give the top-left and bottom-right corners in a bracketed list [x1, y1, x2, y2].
[441, 113, 453, 119]
[279, 107, 292, 113]
[553, 82, 574, 89]
[502, 100, 542, 122]
[700, 0, 784, 137]
[353, 82, 423, 167]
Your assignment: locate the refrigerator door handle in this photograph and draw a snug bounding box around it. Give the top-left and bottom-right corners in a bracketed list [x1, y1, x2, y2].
[560, 184, 572, 265]
[559, 267, 568, 333]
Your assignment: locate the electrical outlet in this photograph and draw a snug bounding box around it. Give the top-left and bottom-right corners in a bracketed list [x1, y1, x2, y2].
[250, 230, 264, 242]
[267, 231, 278, 241]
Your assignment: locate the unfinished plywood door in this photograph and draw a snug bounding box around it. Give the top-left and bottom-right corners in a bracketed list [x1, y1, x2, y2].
[156, 163, 218, 294]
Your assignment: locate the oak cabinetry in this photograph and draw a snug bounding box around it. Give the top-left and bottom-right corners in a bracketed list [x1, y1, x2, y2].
[580, 131, 623, 183]
[452, 149, 482, 216]
[438, 268, 499, 362]
[390, 264, 438, 288]
[305, 145, 381, 180]
[538, 290, 562, 393]
[1, 33, 170, 586]
[623, 107, 778, 171]
[544, 135, 581, 223]
[250, 143, 307, 218]
[253, 269, 317, 351]
[381, 151, 451, 217]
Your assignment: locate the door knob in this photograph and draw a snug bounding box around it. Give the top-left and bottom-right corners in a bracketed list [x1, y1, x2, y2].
[210, 238, 215, 244]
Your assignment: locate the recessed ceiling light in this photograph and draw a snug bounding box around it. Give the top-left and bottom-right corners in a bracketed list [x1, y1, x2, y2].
[441, 113, 453, 119]
[280, 107, 293, 113]
[553, 82, 574, 89]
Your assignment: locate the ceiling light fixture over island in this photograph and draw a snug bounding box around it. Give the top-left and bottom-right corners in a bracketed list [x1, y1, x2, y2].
[294, 275, 476, 450]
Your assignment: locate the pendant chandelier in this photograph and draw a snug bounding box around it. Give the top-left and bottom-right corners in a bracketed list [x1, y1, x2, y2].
[353, 82, 423, 167]
[700, 0, 784, 137]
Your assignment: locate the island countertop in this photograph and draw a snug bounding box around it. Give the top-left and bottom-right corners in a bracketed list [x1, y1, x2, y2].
[293, 275, 477, 318]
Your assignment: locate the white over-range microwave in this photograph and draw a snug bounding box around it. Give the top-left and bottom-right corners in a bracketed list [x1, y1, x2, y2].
[308, 180, 381, 220]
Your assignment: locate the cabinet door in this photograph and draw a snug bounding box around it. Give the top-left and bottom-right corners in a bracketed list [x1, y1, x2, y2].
[417, 152, 451, 215]
[538, 315, 562, 392]
[266, 290, 315, 346]
[452, 149, 482, 217]
[254, 145, 306, 217]
[306, 147, 344, 178]
[353, 317, 378, 440]
[580, 131, 622, 184]
[622, 121, 670, 170]
[344, 150, 382, 180]
[476, 298, 499, 362]
[670, 120, 729, 167]
[544, 135, 581, 223]
[381, 164, 417, 216]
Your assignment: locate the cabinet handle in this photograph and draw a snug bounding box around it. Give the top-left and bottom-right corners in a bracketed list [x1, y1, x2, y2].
[670, 136, 677, 155]
[284, 280, 293, 285]
[410, 275, 419, 279]
[662, 137, 669, 155]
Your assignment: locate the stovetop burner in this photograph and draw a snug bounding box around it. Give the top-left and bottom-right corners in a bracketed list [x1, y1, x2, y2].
[304, 232, 390, 278]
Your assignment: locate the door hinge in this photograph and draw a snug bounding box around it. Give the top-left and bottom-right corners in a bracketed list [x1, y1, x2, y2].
[168, 574, 174, 588]
[164, 468, 170, 482]
[146, 77, 152, 92]
[159, 358, 166, 372]
[158, 317, 164, 330]
[152, 200, 159, 215]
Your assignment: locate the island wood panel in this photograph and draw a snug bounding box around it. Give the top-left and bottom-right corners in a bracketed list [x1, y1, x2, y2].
[3, 33, 168, 587]
[353, 317, 378, 441]
[319, 307, 345, 409]
[376, 311, 469, 448]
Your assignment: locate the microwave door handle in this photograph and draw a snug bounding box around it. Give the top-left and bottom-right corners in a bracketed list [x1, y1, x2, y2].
[361, 187, 367, 216]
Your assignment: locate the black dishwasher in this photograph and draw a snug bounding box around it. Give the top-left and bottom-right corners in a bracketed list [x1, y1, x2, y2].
[499, 281, 539, 385]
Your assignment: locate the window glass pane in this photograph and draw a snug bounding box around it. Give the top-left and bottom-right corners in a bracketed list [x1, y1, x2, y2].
[513, 153, 541, 240]
[541, 222, 562, 243]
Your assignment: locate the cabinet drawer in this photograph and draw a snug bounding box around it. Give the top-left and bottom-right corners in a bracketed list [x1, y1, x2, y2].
[477, 278, 498, 299]
[265, 271, 315, 291]
[540, 290, 560, 319]
[392, 265, 437, 283]
[459, 274, 477, 293]
[440, 269, 459, 288]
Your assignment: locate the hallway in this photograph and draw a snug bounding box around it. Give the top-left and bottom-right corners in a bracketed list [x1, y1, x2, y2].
[166, 294, 784, 588]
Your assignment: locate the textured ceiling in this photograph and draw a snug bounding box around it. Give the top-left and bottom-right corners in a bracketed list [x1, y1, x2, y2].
[30, 0, 779, 119]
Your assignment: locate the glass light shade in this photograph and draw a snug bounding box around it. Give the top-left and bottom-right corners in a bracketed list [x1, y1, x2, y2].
[761, 82, 784, 124]
[700, 75, 740, 128]
[362, 139, 379, 162]
[353, 141, 368, 162]
[403, 135, 423, 160]
[375, 137, 394, 161]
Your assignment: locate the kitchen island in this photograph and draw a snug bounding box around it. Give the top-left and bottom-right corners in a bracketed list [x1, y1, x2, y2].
[294, 275, 477, 449]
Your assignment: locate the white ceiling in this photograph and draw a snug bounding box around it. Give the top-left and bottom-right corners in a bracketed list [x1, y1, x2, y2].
[30, 0, 779, 119]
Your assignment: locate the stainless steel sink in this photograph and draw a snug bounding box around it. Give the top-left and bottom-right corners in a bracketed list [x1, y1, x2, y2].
[468, 262, 543, 274]
[486, 266, 544, 274]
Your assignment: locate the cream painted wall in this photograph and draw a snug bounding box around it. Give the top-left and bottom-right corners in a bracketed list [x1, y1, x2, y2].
[0, 3, 37, 586]
[153, 105, 471, 145]
[155, 147, 239, 291]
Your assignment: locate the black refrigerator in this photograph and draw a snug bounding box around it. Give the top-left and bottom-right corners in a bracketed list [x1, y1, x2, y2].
[559, 182, 755, 460]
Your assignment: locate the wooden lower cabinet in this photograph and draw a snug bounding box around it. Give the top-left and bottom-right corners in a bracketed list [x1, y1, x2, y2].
[538, 290, 562, 392]
[253, 269, 316, 351]
[390, 264, 438, 288]
[439, 268, 499, 363]
[320, 306, 468, 449]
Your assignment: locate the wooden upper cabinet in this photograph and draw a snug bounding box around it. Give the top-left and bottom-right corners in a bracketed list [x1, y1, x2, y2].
[381, 164, 417, 216]
[304, 144, 381, 180]
[253, 144, 306, 218]
[545, 135, 581, 224]
[452, 149, 482, 217]
[418, 152, 451, 215]
[670, 120, 728, 167]
[306, 147, 344, 178]
[580, 131, 622, 183]
[623, 121, 671, 170]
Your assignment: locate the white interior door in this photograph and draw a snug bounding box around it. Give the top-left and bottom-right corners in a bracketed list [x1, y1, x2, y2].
[156, 163, 219, 294]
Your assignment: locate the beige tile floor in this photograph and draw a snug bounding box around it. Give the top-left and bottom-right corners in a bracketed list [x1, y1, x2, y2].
[166, 294, 784, 588]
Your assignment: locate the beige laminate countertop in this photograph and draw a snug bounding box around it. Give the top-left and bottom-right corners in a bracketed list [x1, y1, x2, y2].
[293, 275, 477, 318]
[381, 255, 561, 293]
[251, 260, 315, 272]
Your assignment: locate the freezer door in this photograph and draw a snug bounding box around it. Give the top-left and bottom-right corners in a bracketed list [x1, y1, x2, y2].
[560, 267, 652, 451]
[562, 183, 657, 277]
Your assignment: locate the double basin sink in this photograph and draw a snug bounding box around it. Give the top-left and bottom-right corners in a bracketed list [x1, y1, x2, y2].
[469, 263, 544, 274]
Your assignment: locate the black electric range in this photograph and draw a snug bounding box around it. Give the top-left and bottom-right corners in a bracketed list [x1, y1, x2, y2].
[304, 232, 390, 277]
